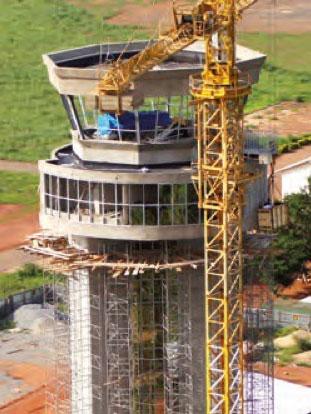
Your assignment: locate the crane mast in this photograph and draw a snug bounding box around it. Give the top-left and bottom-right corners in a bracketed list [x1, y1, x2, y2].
[190, 2, 251, 413]
[98, 1, 257, 413]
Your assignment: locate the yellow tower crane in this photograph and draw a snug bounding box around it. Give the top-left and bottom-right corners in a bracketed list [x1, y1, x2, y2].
[98, 1, 258, 413]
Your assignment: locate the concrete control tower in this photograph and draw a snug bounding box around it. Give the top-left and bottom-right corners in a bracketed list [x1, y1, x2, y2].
[31, 41, 270, 413]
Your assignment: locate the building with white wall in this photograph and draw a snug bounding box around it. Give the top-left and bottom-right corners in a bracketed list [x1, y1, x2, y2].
[276, 157, 311, 199]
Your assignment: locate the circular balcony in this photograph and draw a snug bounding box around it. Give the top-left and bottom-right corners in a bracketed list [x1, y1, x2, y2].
[39, 160, 203, 241]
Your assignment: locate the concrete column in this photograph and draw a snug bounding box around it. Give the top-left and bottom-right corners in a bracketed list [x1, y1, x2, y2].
[69, 269, 93, 414]
[89, 270, 108, 414]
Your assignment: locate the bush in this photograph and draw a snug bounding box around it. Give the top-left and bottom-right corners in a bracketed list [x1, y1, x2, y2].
[289, 142, 300, 150]
[0, 264, 51, 299]
[288, 135, 300, 143]
[299, 338, 311, 352]
[278, 344, 301, 365]
[0, 319, 16, 331]
[278, 144, 289, 154]
[296, 96, 306, 103]
[274, 326, 297, 338]
[271, 178, 311, 285]
[297, 362, 311, 367]
[298, 139, 309, 146]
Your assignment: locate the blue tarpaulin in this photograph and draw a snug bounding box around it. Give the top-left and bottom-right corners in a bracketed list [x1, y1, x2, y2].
[98, 111, 171, 137]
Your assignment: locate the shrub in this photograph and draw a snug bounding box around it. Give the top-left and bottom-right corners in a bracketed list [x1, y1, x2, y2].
[271, 178, 311, 285]
[299, 338, 311, 352]
[298, 139, 309, 146]
[0, 319, 16, 331]
[289, 142, 299, 150]
[278, 344, 301, 365]
[278, 144, 289, 154]
[0, 264, 52, 299]
[274, 326, 297, 338]
[296, 96, 306, 103]
[297, 362, 311, 367]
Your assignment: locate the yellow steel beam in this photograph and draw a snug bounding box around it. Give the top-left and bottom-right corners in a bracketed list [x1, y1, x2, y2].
[191, 1, 257, 413]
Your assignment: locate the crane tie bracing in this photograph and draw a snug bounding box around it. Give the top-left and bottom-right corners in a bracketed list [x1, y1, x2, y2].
[98, 1, 258, 413]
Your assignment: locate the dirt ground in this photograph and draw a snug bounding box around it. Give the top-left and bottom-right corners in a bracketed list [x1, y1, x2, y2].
[105, 0, 311, 34]
[0, 386, 46, 414]
[0, 161, 37, 174]
[273, 364, 311, 388]
[0, 329, 53, 414]
[0, 362, 46, 414]
[245, 102, 311, 137]
[255, 361, 311, 387]
[240, 0, 311, 34]
[0, 205, 39, 253]
[279, 279, 311, 299]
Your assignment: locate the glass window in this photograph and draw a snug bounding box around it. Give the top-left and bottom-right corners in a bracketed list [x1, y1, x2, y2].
[59, 197, 68, 213]
[79, 201, 90, 216]
[187, 183, 197, 203]
[173, 206, 186, 225]
[160, 206, 172, 225]
[130, 185, 143, 205]
[69, 199, 78, 214]
[51, 196, 58, 211]
[79, 181, 89, 201]
[51, 176, 58, 196]
[188, 205, 199, 224]
[104, 204, 117, 225]
[68, 179, 78, 200]
[104, 184, 115, 204]
[173, 184, 186, 204]
[45, 194, 51, 209]
[159, 185, 171, 205]
[59, 178, 67, 198]
[42, 177, 198, 226]
[44, 175, 50, 195]
[131, 206, 144, 225]
[145, 207, 158, 225]
[144, 185, 158, 205]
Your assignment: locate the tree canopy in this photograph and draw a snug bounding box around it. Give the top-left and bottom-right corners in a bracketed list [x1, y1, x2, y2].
[272, 177, 311, 285]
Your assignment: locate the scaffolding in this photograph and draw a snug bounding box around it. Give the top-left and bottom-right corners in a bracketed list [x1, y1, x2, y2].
[38, 234, 275, 414]
[163, 271, 193, 413]
[45, 271, 71, 414]
[105, 274, 132, 413]
[244, 253, 274, 414]
[40, 237, 199, 414]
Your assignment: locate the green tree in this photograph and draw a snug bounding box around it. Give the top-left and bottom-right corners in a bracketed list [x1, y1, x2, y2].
[272, 177, 311, 285]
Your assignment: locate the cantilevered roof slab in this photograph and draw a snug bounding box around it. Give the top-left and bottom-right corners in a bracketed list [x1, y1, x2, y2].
[43, 40, 266, 99]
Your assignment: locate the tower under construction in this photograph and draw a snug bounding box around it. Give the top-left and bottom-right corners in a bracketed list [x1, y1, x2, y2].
[26, 2, 275, 413]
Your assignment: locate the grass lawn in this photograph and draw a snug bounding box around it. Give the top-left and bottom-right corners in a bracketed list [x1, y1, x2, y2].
[239, 32, 311, 112]
[0, 0, 145, 162]
[0, 171, 38, 207]
[0, 264, 47, 300]
[1, 1, 310, 161]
